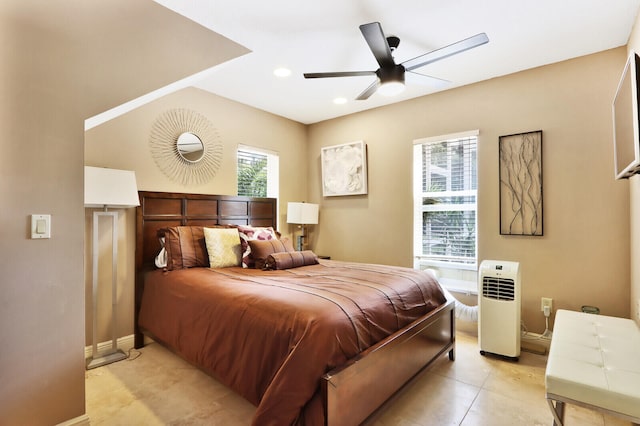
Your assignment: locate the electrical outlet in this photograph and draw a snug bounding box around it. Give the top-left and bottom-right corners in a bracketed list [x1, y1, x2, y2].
[541, 297, 553, 312]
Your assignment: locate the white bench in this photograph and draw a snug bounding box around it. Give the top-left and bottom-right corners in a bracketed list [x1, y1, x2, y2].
[545, 309, 640, 425]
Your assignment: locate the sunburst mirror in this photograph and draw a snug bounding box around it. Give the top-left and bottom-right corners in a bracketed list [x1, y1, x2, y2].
[149, 109, 223, 185]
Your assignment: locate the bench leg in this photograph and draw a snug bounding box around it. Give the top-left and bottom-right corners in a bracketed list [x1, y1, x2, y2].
[547, 398, 565, 426]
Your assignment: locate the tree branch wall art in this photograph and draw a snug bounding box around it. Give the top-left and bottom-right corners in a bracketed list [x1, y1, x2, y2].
[499, 130, 543, 236]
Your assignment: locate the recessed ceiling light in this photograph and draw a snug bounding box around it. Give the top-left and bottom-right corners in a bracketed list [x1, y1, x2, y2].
[273, 67, 291, 78]
[333, 97, 347, 105]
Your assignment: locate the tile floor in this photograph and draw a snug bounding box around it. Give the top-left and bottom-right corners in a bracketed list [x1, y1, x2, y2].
[85, 331, 631, 425]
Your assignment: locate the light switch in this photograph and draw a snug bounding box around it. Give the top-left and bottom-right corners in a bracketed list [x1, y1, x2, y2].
[31, 214, 51, 239]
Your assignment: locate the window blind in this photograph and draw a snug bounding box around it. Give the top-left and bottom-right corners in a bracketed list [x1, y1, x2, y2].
[237, 149, 268, 197]
[418, 136, 477, 264]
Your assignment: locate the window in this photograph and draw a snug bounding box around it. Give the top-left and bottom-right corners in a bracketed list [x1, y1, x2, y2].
[413, 131, 478, 272]
[237, 145, 279, 198]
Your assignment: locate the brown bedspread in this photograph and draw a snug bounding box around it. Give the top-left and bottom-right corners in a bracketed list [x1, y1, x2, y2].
[138, 260, 446, 425]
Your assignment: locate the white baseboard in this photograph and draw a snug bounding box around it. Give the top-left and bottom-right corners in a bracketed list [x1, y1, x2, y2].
[56, 414, 90, 426]
[84, 334, 135, 359]
[84, 334, 156, 359]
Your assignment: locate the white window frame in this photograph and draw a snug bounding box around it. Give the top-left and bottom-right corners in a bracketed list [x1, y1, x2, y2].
[413, 130, 479, 292]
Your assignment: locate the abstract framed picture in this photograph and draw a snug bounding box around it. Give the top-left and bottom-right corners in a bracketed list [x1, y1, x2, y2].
[499, 130, 543, 236]
[321, 140, 368, 196]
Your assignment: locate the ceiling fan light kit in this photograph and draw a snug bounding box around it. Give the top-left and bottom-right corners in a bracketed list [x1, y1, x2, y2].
[304, 22, 488, 100]
[376, 65, 406, 97]
[378, 82, 405, 97]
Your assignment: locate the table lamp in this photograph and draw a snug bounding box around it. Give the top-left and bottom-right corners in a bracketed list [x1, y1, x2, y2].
[286, 202, 319, 251]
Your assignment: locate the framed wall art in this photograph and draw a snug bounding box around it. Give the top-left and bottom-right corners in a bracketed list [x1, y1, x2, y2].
[499, 130, 543, 236]
[321, 140, 368, 197]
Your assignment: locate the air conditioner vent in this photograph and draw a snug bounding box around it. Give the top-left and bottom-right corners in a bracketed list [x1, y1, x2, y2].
[482, 276, 515, 301]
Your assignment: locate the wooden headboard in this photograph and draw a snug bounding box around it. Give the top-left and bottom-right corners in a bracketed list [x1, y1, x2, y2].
[135, 191, 278, 269]
[134, 191, 277, 347]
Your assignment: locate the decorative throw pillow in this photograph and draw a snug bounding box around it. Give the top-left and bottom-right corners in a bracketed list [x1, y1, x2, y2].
[203, 227, 242, 268]
[163, 226, 209, 270]
[264, 250, 319, 270]
[237, 225, 279, 268]
[248, 238, 295, 270]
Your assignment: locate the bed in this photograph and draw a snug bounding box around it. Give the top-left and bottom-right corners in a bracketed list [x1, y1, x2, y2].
[134, 191, 455, 426]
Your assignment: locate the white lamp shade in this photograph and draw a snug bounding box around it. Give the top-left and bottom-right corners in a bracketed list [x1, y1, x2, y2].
[84, 166, 140, 208]
[287, 202, 319, 225]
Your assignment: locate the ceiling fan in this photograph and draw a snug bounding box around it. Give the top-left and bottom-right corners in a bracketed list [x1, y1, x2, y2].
[303, 22, 489, 100]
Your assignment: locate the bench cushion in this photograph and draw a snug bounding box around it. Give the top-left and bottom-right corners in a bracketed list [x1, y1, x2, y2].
[545, 309, 640, 419]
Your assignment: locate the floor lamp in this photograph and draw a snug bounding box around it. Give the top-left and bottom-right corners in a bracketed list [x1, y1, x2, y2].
[84, 166, 139, 369]
[287, 202, 319, 251]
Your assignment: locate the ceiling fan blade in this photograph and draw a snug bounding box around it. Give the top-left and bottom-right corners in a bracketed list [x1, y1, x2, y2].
[304, 71, 375, 79]
[359, 22, 395, 68]
[405, 70, 451, 89]
[356, 79, 380, 100]
[402, 33, 489, 72]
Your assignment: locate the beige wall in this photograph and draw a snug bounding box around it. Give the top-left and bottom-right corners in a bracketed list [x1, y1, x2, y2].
[0, 1, 246, 424]
[307, 48, 630, 334]
[84, 87, 308, 344]
[626, 15, 640, 325]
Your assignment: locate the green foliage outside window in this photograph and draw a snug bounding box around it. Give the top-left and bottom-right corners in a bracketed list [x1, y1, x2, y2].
[238, 156, 267, 197]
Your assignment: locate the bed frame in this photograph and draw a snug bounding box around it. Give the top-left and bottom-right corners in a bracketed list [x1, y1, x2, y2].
[134, 191, 456, 426]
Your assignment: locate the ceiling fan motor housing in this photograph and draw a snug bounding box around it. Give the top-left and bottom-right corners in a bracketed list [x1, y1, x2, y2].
[377, 64, 405, 84]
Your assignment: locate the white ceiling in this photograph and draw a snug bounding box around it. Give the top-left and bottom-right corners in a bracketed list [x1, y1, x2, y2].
[153, 0, 640, 125]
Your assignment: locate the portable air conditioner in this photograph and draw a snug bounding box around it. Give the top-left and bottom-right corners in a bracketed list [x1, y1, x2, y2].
[478, 260, 521, 360]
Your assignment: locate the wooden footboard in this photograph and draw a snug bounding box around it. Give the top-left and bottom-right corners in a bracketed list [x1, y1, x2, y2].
[322, 295, 455, 426]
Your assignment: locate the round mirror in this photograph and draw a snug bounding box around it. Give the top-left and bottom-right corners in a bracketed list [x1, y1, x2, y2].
[150, 109, 223, 185]
[176, 132, 205, 162]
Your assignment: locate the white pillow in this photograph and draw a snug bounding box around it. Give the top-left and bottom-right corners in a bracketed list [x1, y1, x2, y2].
[203, 227, 242, 268]
[155, 247, 167, 268]
[155, 237, 167, 268]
